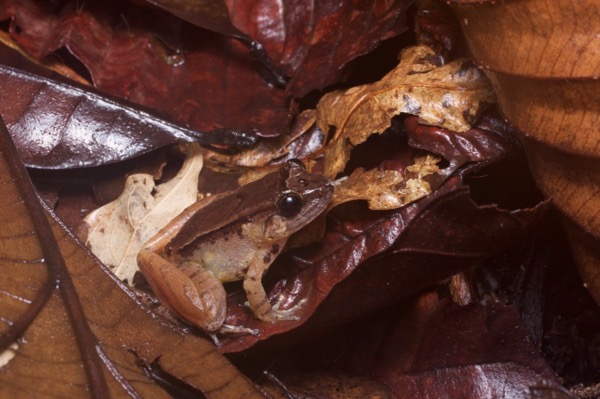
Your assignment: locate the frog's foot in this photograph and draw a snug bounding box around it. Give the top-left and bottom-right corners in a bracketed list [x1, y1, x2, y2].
[206, 324, 259, 345]
[265, 297, 308, 322]
[219, 323, 260, 336]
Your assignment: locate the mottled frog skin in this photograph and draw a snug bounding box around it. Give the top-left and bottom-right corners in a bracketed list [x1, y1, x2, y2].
[137, 160, 333, 332]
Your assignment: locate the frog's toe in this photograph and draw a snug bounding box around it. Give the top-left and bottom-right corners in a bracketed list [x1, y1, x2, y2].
[219, 324, 260, 336]
[268, 297, 307, 322]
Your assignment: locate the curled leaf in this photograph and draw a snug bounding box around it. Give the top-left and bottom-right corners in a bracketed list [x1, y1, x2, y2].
[449, 0, 600, 304]
[203, 110, 324, 169]
[216, 112, 545, 352]
[316, 45, 495, 177]
[80, 144, 203, 284]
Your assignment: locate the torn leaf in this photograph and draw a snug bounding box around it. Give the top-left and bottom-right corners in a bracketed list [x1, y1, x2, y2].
[332, 154, 441, 210]
[316, 44, 494, 177]
[79, 144, 203, 284]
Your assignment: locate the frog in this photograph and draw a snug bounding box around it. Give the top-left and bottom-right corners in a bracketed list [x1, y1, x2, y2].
[137, 159, 333, 333]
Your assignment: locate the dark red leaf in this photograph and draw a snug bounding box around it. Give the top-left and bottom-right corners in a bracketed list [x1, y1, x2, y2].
[225, 0, 413, 96]
[1, 0, 292, 137]
[255, 291, 564, 399]
[372, 295, 562, 398]
[217, 114, 547, 352]
[0, 51, 254, 168]
[143, 0, 239, 38]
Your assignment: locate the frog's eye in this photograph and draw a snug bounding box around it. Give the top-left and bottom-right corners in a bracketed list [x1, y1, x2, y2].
[277, 192, 303, 217]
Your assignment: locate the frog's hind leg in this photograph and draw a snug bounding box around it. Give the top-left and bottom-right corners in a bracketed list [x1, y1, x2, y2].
[138, 250, 226, 332]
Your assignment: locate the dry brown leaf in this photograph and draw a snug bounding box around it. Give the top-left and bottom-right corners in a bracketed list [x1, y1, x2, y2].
[0, 120, 266, 398]
[80, 143, 203, 284]
[315, 44, 494, 177]
[331, 154, 441, 210]
[449, 0, 600, 303]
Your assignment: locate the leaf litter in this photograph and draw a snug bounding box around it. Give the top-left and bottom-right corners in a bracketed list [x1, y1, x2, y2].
[80, 143, 204, 284]
[0, 0, 584, 396]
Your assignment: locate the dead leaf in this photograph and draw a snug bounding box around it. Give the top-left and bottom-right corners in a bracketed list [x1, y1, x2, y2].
[260, 290, 563, 399]
[449, 0, 600, 304]
[316, 44, 495, 177]
[331, 154, 441, 210]
[224, 0, 412, 96]
[0, 30, 90, 85]
[0, 0, 293, 137]
[0, 44, 255, 168]
[415, 0, 466, 60]
[80, 143, 203, 284]
[144, 0, 237, 37]
[203, 110, 324, 169]
[218, 127, 547, 352]
[266, 371, 393, 399]
[0, 118, 266, 398]
[369, 293, 562, 397]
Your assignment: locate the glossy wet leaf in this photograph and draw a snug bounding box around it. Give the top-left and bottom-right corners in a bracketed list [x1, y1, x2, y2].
[0, 46, 255, 168]
[0, 120, 266, 398]
[0, 0, 291, 138]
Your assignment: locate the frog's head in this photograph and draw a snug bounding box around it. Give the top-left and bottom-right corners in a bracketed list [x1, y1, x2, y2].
[265, 159, 333, 240]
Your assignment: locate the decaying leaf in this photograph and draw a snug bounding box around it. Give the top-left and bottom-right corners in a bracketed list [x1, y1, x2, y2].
[224, 0, 411, 96]
[221, 120, 547, 352]
[144, 0, 238, 37]
[0, 44, 256, 168]
[267, 290, 563, 399]
[316, 44, 495, 177]
[0, 0, 292, 138]
[331, 154, 441, 210]
[0, 30, 90, 85]
[80, 144, 203, 284]
[449, 0, 600, 304]
[0, 120, 266, 398]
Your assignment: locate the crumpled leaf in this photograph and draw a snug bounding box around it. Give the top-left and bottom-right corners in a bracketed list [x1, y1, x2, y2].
[0, 30, 89, 85]
[80, 144, 203, 284]
[0, 0, 291, 137]
[224, 0, 412, 96]
[217, 113, 546, 352]
[331, 154, 441, 210]
[0, 119, 265, 398]
[316, 44, 495, 177]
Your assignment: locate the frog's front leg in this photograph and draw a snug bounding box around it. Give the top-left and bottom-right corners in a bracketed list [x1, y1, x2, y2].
[137, 249, 226, 332]
[243, 242, 305, 322]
